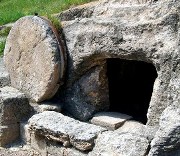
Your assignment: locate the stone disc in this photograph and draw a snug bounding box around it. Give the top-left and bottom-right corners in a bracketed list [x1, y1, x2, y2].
[4, 16, 66, 102]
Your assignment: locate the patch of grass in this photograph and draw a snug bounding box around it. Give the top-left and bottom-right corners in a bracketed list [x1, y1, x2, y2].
[0, 0, 94, 25]
[0, 40, 6, 56]
[0, 27, 11, 37]
[47, 15, 61, 31]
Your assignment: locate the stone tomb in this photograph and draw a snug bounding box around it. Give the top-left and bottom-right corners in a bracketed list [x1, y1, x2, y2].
[1, 0, 180, 155]
[59, 0, 180, 128]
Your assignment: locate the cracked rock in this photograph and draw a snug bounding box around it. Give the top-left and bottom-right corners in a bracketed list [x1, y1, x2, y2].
[28, 111, 106, 151]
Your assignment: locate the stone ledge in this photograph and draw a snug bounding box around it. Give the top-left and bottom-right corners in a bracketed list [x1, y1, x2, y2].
[30, 101, 62, 114]
[90, 112, 132, 130]
[28, 111, 106, 151]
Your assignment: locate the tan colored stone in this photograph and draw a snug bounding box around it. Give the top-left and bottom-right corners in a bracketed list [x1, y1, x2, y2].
[20, 122, 31, 144]
[30, 132, 47, 156]
[90, 112, 132, 130]
[4, 16, 66, 102]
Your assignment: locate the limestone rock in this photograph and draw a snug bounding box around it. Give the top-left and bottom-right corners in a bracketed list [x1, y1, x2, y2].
[28, 111, 106, 151]
[47, 142, 87, 156]
[0, 86, 30, 125]
[64, 65, 109, 121]
[58, 0, 180, 126]
[149, 106, 180, 156]
[30, 132, 47, 156]
[90, 112, 132, 130]
[57, 1, 98, 21]
[0, 86, 30, 146]
[4, 16, 66, 102]
[89, 131, 149, 156]
[30, 132, 88, 156]
[20, 122, 31, 144]
[38, 102, 62, 113]
[0, 58, 10, 87]
[116, 120, 158, 141]
[30, 101, 62, 114]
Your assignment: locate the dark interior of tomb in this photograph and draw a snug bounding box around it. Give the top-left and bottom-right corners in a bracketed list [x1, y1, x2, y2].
[107, 58, 157, 124]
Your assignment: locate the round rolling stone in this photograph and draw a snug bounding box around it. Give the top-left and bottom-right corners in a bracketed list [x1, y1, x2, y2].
[4, 16, 66, 102]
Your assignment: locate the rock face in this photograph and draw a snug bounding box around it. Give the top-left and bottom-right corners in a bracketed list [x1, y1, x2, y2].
[63, 65, 109, 121]
[0, 58, 10, 87]
[89, 131, 149, 156]
[4, 16, 66, 102]
[57, 0, 180, 126]
[0, 86, 30, 146]
[149, 106, 180, 156]
[28, 111, 106, 151]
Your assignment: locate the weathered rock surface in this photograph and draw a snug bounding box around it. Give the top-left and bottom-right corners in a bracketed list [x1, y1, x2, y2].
[0, 86, 30, 146]
[30, 101, 62, 114]
[149, 106, 180, 156]
[0, 58, 10, 87]
[0, 86, 30, 125]
[20, 122, 31, 144]
[58, 0, 180, 126]
[4, 16, 66, 102]
[47, 142, 87, 156]
[0, 146, 40, 156]
[89, 131, 149, 156]
[116, 120, 158, 141]
[28, 111, 106, 151]
[64, 65, 109, 121]
[90, 112, 132, 130]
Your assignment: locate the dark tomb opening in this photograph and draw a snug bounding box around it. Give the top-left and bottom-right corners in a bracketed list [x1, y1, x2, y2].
[107, 59, 157, 124]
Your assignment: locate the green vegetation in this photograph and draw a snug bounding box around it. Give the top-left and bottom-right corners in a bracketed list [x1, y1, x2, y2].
[0, 27, 11, 37]
[0, 0, 93, 26]
[0, 0, 94, 57]
[47, 15, 62, 31]
[0, 40, 6, 56]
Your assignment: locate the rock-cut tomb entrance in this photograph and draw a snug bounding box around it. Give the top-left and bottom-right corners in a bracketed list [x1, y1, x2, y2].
[106, 58, 157, 124]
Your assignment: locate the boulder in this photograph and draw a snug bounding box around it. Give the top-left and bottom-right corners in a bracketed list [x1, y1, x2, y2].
[0, 86, 30, 146]
[0, 86, 30, 125]
[89, 131, 149, 156]
[90, 112, 132, 130]
[149, 106, 180, 156]
[4, 16, 66, 102]
[116, 120, 158, 141]
[58, 0, 180, 126]
[28, 111, 106, 151]
[64, 65, 109, 121]
[0, 58, 10, 87]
